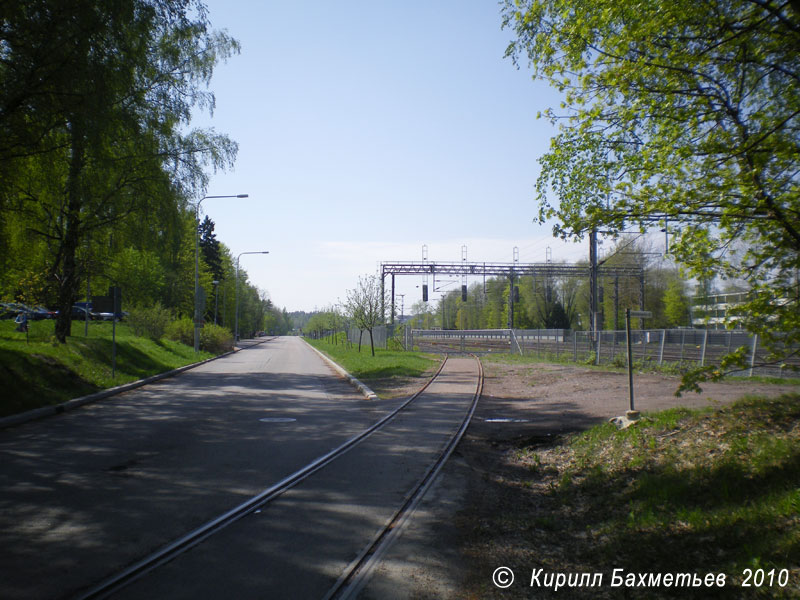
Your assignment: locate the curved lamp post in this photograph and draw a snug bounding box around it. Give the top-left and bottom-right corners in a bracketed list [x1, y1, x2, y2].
[235, 251, 269, 343]
[194, 193, 248, 352]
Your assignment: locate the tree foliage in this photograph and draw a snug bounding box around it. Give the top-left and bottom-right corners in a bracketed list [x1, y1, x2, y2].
[0, 2, 291, 344]
[0, 0, 239, 341]
[503, 0, 800, 377]
[199, 216, 224, 282]
[663, 279, 691, 327]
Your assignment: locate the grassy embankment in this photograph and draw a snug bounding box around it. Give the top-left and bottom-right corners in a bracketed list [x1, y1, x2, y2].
[468, 392, 800, 599]
[0, 319, 214, 418]
[468, 353, 799, 597]
[303, 335, 439, 397]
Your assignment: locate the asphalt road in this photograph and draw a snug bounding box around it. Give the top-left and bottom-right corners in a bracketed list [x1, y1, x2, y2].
[0, 337, 400, 600]
[110, 356, 479, 600]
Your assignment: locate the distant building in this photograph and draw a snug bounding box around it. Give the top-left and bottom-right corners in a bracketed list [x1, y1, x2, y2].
[691, 291, 748, 329]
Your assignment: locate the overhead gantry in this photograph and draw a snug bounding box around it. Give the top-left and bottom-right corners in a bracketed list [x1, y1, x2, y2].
[379, 261, 646, 334]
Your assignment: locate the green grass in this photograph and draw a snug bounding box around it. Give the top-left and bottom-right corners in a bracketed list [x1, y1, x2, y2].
[304, 336, 438, 381]
[529, 393, 800, 596]
[730, 374, 800, 387]
[0, 319, 213, 418]
[482, 350, 625, 372]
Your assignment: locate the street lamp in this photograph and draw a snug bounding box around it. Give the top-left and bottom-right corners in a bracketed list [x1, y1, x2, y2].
[235, 251, 269, 343]
[194, 193, 248, 351]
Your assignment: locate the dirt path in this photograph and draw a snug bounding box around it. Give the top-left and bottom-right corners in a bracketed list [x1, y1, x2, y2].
[359, 360, 799, 599]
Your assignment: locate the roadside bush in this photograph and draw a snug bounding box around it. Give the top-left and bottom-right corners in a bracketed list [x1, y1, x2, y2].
[127, 303, 172, 340]
[165, 317, 194, 346]
[165, 318, 232, 354]
[387, 337, 405, 351]
[200, 324, 233, 354]
[611, 353, 627, 369]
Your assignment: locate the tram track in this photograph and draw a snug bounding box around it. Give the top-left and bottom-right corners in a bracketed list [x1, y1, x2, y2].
[72, 353, 483, 600]
[324, 355, 483, 600]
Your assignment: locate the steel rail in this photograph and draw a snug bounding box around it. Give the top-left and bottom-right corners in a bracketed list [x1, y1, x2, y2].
[323, 354, 484, 600]
[71, 356, 451, 600]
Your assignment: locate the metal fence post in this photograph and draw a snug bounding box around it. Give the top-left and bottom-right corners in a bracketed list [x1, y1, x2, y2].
[641, 329, 647, 361]
[626, 310, 635, 411]
[596, 331, 602, 365]
[700, 329, 709, 366]
[749, 334, 758, 377]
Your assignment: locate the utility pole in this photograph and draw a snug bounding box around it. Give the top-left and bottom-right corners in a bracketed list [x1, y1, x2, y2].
[390, 273, 395, 324]
[508, 247, 519, 329]
[507, 274, 515, 329]
[589, 228, 599, 342]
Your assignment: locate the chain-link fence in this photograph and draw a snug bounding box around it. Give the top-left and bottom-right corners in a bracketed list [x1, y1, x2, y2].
[345, 325, 395, 349]
[409, 328, 799, 379]
[303, 325, 396, 349]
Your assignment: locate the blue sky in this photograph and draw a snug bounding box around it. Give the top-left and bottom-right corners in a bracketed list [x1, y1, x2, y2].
[193, 1, 591, 312]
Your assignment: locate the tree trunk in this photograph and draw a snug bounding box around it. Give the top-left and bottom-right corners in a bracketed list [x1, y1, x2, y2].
[358, 329, 363, 352]
[54, 126, 85, 343]
[369, 328, 375, 356]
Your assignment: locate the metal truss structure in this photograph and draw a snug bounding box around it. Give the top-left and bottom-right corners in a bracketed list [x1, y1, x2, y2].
[380, 261, 645, 330]
[380, 261, 642, 278]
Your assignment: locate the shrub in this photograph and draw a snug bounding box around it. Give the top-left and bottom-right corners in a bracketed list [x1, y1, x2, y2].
[200, 324, 233, 354]
[611, 353, 628, 369]
[165, 318, 232, 354]
[165, 317, 194, 346]
[127, 303, 172, 340]
[387, 337, 405, 351]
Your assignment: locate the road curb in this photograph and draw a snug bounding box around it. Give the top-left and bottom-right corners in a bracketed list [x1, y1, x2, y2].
[0, 338, 271, 431]
[301, 339, 379, 401]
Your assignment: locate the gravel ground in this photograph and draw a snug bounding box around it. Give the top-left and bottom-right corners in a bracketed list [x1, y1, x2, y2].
[360, 360, 799, 599]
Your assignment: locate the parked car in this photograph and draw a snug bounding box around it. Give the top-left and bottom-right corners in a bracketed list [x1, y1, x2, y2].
[0, 302, 33, 320]
[29, 305, 57, 320]
[0, 303, 18, 319]
[69, 305, 98, 320]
